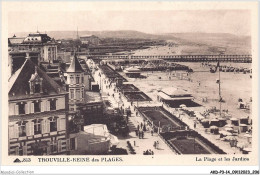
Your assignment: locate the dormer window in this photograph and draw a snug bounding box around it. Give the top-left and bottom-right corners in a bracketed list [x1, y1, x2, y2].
[35, 83, 41, 93]
[29, 67, 43, 95]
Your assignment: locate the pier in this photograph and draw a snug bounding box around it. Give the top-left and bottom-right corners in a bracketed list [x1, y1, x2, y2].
[82, 53, 252, 63]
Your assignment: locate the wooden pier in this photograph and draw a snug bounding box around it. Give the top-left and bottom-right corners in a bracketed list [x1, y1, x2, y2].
[83, 54, 252, 63]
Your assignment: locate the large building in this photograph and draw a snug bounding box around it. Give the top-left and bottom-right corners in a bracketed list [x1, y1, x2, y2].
[80, 35, 101, 46]
[8, 57, 69, 155]
[8, 32, 58, 63]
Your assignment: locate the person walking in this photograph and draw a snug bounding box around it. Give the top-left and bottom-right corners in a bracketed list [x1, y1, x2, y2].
[156, 141, 159, 149]
[151, 128, 154, 136]
[153, 141, 157, 149]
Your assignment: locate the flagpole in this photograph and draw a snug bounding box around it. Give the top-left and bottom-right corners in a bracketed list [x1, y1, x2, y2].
[218, 59, 221, 117]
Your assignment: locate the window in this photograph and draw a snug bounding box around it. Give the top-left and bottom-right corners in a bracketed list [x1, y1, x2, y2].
[70, 89, 74, 99]
[50, 99, 56, 111]
[81, 77, 84, 83]
[18, 121, 26, 137]
[18, 103, 25, 114]
[50, 117, 57, 132]
[81, 89, 84, 98]
[35, 83, 41, 93]
[70, 76, 74, 84]
[34, 119, 41, 135]
[70, 138, 76, 150]
[76, 77, 80, 84]
[34, 101, 41, 113]
[76, 89, 80, 100]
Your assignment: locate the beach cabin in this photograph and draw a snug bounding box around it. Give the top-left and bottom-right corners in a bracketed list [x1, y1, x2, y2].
[123, 67, 141, 78]
[157, 87, 198, 108]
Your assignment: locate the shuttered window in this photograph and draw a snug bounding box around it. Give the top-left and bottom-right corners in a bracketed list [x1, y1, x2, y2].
[18, 121, 26, 137]
[26, 121, 34, 136]
[34, 119, 41, 135]
[18, 103, 25, 114]
[76, 77, 80, 84]
[70, 89, 74, 99]
[50, 99, 56, 111]
[76, 89, 80, 100]
[34, 101, 41, 113]
[50, 117, 57, 132]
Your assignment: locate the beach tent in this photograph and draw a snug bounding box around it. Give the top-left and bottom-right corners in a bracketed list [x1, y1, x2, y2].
[225, 124, 234, 128]
[243, 133, 252, 144]
[201, 119, 210, 128]
[218, 117, 227, 127]
[242, 147, 252, 154]
[230, 118, 239, 126]
[225, 127, 234, 133]
[239, 124, 248, 132]
[210, 125, 219, 134]
[219, 130, 232, 139]
[240, 117, 249, 125]
[210, 118, 220, 127]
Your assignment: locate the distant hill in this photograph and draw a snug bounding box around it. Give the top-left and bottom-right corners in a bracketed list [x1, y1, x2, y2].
[12, 30, 251, 54]
[14, 30, 176, 40]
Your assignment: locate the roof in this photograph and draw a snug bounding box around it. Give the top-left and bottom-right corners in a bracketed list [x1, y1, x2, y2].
[158, 92, 193, 100]
[66, 55, 85, 73]
[9, 58, 67, 101]
[23, 33, 52, 44]
[124, 67, 141, 72]
[161, 87, 192, 96]
[8, 38, 25, 45]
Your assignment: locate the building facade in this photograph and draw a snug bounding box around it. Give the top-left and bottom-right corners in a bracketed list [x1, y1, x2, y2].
[8, 32, 58, 63]
[8, 58, 69, 155]
[80, 35, 101, 46]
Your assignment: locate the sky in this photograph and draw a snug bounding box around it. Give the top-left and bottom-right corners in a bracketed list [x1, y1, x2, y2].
[8, 10, 251, 36]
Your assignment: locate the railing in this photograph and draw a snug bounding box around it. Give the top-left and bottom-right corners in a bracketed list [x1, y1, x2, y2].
[87, 54, 252, 63]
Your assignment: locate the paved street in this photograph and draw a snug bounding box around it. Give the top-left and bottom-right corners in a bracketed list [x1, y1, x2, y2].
[92, 67, 176, 155]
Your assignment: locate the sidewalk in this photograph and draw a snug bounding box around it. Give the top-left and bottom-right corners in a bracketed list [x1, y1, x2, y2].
[96, 71, 175, 155]
[116, 114, 176, 155]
